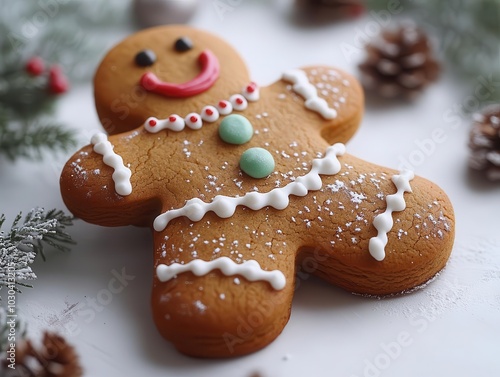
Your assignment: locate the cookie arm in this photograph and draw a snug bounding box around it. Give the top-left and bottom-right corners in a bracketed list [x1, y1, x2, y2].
[60, 132, 161, 227]
[292, 153, 455, 295]
[276, 66, 364, 145]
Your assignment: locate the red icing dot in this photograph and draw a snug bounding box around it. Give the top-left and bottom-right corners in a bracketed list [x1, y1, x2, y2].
[190, 115, 198, 123]
[236, 97, 244, 105]
[205, 108, 214, 116]
[169, 116, 177, 122]
[218, 101, 227, 108]
[148, 119, 157, 127]
[246, 82, 256, 93]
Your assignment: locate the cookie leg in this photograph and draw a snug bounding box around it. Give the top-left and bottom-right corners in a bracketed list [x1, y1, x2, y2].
[150, 215, 295, 357]
[151, 273, 293, 357]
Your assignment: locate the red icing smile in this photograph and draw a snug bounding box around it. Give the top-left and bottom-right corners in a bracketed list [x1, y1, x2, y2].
[140, 50, 220, 98]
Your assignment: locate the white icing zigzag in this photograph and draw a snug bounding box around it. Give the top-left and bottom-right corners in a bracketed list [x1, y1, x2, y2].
[368, 170, 415, 261]
[156, 257, 286, 290]
[153, 143, 346, 232]
[91, 133, 132, 196]
[283, 69, 337, 120]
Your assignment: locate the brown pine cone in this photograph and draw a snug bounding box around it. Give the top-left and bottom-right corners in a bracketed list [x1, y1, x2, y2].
[4, 332, 83, 377]
[359, 22, 440, 100]
[469, 104, 500, 181]
[294, 0, 365, 21]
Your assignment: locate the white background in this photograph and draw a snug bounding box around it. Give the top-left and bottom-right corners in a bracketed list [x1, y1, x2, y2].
[2, 1, 499, 376]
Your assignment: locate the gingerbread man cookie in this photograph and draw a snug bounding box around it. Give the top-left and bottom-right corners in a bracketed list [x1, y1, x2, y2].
[60, 26, 455, 357]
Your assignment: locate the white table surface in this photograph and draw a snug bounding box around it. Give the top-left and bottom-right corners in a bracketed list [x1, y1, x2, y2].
[2, 2, 499, 376]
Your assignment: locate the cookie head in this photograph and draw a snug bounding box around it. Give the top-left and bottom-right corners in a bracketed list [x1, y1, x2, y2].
[94, 25, 250, 134]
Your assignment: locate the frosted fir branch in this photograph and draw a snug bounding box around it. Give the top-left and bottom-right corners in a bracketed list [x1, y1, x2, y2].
[0, 208, 76, 293]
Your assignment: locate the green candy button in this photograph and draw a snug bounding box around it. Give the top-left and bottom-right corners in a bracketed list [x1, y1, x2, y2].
[218, 114, 253, 145]
[240, 147, 275, 179]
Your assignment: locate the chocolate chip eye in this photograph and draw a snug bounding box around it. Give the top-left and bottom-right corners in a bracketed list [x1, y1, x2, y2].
[135, 49, 156, 67]
[174, 37, 193, 52]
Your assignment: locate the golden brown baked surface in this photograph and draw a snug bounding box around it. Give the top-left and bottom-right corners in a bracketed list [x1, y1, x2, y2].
[60, 25, 454, 358]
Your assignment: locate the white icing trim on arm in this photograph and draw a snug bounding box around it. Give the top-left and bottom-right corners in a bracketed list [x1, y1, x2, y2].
[91, 132, 132, 196]
[153, 143, 346, 232]
[368, 170, 415, 261]
[156, 257, 286, 290]
[283, 69, 337, 120]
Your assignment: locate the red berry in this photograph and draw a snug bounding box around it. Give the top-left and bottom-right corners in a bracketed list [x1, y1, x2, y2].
[26, 56, 45, 76]
[149, 119, 157, 126]
[349, 4, 365, 17]
[169, 116, 177, 122]
[236, 98, 243, 105]
[190, 115, 198, 123]
[48, 65, 69, 94]
[205, 108, 213, 116]
[219, 101, 227, 108]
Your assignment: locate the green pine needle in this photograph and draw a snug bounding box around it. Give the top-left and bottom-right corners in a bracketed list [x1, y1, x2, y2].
[0, 116, 76, 161]
[0, 72, 57, 118]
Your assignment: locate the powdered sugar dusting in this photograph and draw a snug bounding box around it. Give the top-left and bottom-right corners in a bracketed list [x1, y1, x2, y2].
[369, 237, 500, 322]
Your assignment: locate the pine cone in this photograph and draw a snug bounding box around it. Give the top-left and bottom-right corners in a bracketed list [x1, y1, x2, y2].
[469, 104, 500, 181]
[5, 332, 83, 377]
[359, 22, 440, 100]
[294, 0, 365, 21]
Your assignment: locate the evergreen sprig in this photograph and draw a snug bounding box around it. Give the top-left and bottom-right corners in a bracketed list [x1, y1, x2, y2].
[0, 208, 76, 293]
[0, 71, 56, 118]
[0, 0, 131, 82]
[0, 0, 131, 161]
[0, 115, 76, 161]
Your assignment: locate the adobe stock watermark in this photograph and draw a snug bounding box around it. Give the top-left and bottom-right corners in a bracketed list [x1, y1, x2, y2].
[99, 57, 173, 136]
[222, 247, 328, 353]
[7, 0, 72, 53]
[222, 295, 284, 353]
[3, 262, 18, 371]
[350, 278, 465, 377]
[397, 73, 499, 171]
[43, 57, 171, 185]
[62, 267, 135, 337]
[339, 1, 404, 64]
[212, 0, 245, 21]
